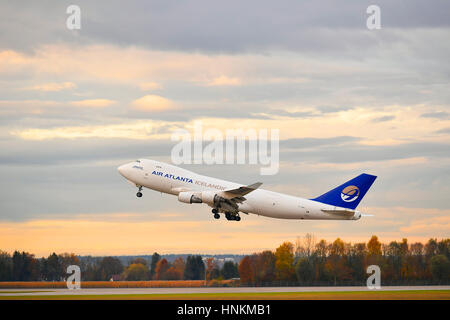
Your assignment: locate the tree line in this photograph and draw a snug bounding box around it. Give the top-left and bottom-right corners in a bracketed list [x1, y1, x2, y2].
[0, 251, 239, 282]
[0, 235, 448, 285]
[238, 235, 449, 286]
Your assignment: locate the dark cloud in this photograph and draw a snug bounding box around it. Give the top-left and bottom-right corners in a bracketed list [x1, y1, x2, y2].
[283, 142, 450, 163]
[421, 112, 450, 120]
[315, 106, 354, 114]
[435, 127, 450, 134]
[371, 115, 395, 123]
[1, 1, 450, 53]
[281, 136, 361, 149]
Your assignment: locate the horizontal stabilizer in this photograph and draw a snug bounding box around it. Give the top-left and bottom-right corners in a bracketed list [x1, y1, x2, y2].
[321, 209, 355, 216]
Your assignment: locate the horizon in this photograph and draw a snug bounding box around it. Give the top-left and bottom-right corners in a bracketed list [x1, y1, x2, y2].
[2, 234, 448, 258]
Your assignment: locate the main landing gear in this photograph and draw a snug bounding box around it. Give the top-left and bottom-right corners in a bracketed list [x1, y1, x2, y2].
[136, 186, 143, 198]
[225, 212, 241, 221]
[212, 208, 220, 219]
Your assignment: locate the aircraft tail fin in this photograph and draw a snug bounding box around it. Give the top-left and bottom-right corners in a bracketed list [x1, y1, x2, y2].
[310, 173, 377, 210]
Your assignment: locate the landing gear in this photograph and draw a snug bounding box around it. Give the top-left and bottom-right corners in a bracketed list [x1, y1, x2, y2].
[136, 186, 143, 198]
[212, 208, 220, 219]
[213, 209, 240, 221]
[225, 212, 241, 221]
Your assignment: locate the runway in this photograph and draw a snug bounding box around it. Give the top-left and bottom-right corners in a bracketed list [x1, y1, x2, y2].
[1, 285, 449, 296]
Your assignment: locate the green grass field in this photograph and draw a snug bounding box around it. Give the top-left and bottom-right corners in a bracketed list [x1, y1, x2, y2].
[1, 290, 449, 300]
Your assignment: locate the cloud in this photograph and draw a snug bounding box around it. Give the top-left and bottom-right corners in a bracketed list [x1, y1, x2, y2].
[435, 127, 450, 134]
[421, 111, 450, 120]
[70, 99, 116, 108]
[204, 76, 242, 86]
[400, 216, 450, 235]
[9, 120, 176, 140]
[27, 82, 76, 92]
[371, 115, 395, 123]
[130, 95, 174, 112]
[139, 82, 163, 91]
[2, 1, 450, 54]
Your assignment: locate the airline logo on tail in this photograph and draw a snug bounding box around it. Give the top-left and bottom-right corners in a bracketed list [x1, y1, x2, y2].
[341, 185, 360, 202]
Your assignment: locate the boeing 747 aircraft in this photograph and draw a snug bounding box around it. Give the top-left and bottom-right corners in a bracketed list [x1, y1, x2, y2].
[118, 159, 376, 222]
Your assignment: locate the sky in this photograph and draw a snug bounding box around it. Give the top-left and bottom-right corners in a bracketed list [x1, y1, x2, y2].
[0, 1, 449, 257]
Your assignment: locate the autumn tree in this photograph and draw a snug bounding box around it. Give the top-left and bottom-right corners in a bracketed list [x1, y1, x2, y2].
[205, 257, 220, 281]
[295, 233, 316, 258]
[172, 257, 186, 279]
[368, 236, 382, 256]
[275, 242, 295, 282]
[325, 238, 351, 285]
[58, 253, 80, 276]
[238, 256, 253, 285]
[255, 251, 276, 284]
[155, 258, 170, 280]
[131, 257, 148, 266]
[123, 263, 149, 280]
[99, 256, 123, 281]
[313, 239, 329, 282]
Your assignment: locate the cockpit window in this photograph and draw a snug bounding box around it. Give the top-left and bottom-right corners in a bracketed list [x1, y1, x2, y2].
[135, 160, 141, 163]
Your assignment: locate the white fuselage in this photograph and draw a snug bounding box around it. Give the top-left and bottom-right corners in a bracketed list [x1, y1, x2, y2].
[118, 159, 361, 221]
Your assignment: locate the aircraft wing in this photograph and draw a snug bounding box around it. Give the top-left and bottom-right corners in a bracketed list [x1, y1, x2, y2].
[219, 182, 263, 202]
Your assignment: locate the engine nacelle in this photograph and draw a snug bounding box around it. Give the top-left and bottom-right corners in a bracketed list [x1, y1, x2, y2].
[200, 191, 219, 206]
[178, 192, 203, 204]
[201, 191, 238, 212]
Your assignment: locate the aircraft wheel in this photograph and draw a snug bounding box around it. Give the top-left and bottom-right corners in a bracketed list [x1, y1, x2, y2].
[214, 213, 220, 219]
[136, 192, 143, 198]
[212, 208, 218, 214]
[225, 212, 232, 220]
[235, 216, 241, 221]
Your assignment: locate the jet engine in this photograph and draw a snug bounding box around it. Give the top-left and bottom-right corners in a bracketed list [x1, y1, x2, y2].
[177, 191, 203, 204]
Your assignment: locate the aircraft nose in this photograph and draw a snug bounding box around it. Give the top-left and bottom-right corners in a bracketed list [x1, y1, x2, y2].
[117, 164, 129, 177]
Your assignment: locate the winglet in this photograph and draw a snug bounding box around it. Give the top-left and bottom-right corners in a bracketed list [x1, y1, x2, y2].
[246, 182, 263, 190]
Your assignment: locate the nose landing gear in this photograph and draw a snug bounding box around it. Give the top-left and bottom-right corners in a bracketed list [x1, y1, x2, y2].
[136, 186, 143, 198]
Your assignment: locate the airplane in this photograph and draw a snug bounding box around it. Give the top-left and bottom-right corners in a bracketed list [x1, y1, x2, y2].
[118, 159, 376, 222]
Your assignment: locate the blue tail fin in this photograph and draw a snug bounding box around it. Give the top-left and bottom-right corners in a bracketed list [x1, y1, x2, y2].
[310, 173, 377, 210]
